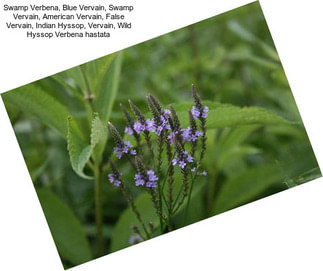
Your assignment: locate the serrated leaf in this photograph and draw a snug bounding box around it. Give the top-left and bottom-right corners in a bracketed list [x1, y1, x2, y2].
[174, 101, 292, 129]
[67, 117, 93, 179]
[37, 188, 92, 265]
[91, 114, 108, 164]
[212, 164, 282, 215]
[67, 115, 108, 179]
[94, 52, 123, 124]
[2, 85, 70, 137]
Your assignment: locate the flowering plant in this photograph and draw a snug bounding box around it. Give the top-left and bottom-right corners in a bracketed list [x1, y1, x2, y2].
[107, 85, 208, 243]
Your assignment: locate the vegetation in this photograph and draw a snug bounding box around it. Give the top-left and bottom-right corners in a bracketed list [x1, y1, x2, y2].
[2, 2, 320, 269]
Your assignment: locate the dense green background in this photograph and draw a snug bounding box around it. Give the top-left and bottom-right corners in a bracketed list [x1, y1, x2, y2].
[2, 2, 320, 269]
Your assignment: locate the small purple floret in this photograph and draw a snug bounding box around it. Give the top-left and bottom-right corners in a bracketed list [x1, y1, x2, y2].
[187, 155, 193, 163]
[181, 127, 191, 142]
[191, 105, 208, 119]
[163, 109, 171, 119]
[181, 127, 204, 142]
[145, 119, 156, 132]
[108, 172, 122, 187]
[135, 174, 145, 186]
[173, 150, 194, 169]
[202, 106, 209, 118]
[114, 141, 136, 159]
[125, 126, 134, 135]
[156, 126, 163, 136]
[129, 234, 144, 245]
[200, 171, 207, 176]
[191, 106, 200, 119]
[133, 121, 146, 134]
[172, 158, 178, 166]
[178, 160, 186, 169]
[134, 170, 158, 188]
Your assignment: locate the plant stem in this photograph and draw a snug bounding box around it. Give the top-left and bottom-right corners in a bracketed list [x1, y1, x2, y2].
[94, 164, 104, 257]
[158, 184, 164, 233]
[120, 184, 151, 239]
[184, 169, 199, 224]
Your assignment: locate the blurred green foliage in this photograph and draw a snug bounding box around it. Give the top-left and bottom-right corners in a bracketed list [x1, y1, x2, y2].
[1, 2, 320, 269]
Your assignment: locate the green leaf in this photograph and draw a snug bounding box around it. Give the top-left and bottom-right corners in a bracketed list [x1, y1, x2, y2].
[37, 188, 92, 265]
[214, 125, 260, 171]
[212, 164, 282, 215]
[92, 54, 115, 92]
[174, 101, 292, 129]
[94, 52, 123, 124]
[2, 85, 70, 137]
[67, 117, 93, 179]
[67, 115, 108, 179]
[207, 105, 290, 128]
[90, 113, 108, 164]
[110, 193, 158, 252]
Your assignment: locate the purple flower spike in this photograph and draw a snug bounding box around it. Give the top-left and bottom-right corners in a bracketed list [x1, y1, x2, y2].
[172, 158, 178, 166]
[130, 149, 137, 155]
[125, 126, 134, 135]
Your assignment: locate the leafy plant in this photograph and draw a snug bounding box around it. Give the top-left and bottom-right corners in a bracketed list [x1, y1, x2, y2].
[1, 2, 320, 268]
[2, 52, 123, 260]
[106, 85, 208, 242]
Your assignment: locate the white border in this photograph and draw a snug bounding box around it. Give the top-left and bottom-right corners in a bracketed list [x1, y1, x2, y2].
[1, 0, 323, 270]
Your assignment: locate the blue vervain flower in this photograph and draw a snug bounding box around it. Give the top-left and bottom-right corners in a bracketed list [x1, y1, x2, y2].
[135, 170, 158, 188]
[114, 141, 136, 159]
[108, 172, 122, 187]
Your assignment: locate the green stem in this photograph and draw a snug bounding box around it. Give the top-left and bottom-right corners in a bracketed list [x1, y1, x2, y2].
[184, 168, 199, 223]
[120, 183, 151, 239]
[158, 184, 164, 233]
[94, 164, 104, 256]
